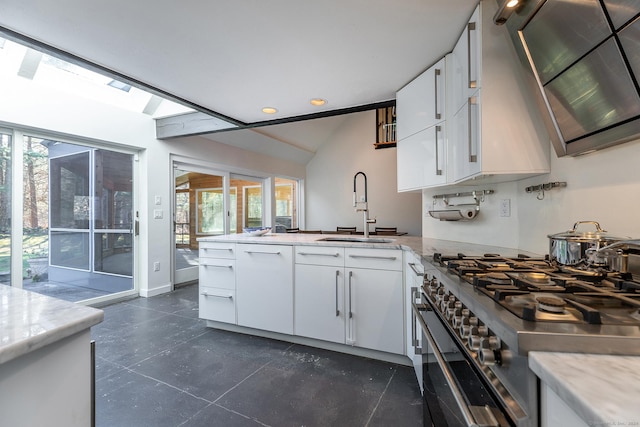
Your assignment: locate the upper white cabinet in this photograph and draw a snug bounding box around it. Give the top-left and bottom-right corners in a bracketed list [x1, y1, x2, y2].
[396, 0, 550, 190]
[397, 57, 446, 141]
[397, 57, 448, 191]
[397, 123, 447, 191]
[447, 0, 549, 184]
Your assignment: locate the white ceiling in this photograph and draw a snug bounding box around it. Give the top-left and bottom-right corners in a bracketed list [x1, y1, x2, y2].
[0, 0, 479, 162]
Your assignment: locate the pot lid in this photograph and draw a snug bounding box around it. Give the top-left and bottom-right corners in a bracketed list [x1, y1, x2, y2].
[548, 221, 629, 242]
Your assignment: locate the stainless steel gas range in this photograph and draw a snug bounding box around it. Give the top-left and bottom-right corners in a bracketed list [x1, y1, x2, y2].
[410, 252, 640, 427]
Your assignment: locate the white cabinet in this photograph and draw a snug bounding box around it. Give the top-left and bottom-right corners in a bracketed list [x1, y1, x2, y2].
[236, 243, 294, 335]
[447, 1, 550, 184]
[345, 248, 404, 355]
[540, 383, 589, 427]
[198, 242, 237, 324]
[397, 57, 446, 140]
[294, 246, 346, 343]
[397, 123, 447, 191]
[294, 246, 405, 355]
[397, 57, 448, 191]
[450, 7, 480, 114]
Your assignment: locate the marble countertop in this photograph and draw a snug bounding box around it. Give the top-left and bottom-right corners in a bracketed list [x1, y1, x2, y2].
[530, 352, 640, 425]
[198, 233, 540, 260]
[0, 286, 104, 365]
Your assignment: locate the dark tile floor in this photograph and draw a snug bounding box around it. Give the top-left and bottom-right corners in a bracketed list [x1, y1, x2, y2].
[92, 283, 423, 427]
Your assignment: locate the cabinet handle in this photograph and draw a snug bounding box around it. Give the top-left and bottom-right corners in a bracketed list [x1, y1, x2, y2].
[435, 125, 443, 176]
[244, 250, 281, 255]
[348, 271, 353, 319]
[467, 21, 477, 89]
[468, 96, 478, 163]
[203, 247, 233, 252]
[348, 255, 397, 261]
[410, 287, 419, 348]
[298, 252, 340, 257]
[202, 263, 233, 268]
[335, 270, 340, 317]
[201, 291, 233, 299]
[408, 263, 424, 277]
[434, 68, 442, 120]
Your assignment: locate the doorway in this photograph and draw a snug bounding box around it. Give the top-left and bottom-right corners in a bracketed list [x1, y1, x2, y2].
[172, 164, 266, 286]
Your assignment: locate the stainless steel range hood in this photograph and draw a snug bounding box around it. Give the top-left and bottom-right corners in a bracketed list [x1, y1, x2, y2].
[498, 0, 640, 157]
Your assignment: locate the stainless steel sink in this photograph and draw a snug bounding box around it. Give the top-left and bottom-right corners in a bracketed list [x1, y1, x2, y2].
[316, 236, 395, 243]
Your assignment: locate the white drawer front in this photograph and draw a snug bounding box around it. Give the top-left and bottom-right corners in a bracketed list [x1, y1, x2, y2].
[199, 242, 236, 259]
[199, 259, 235, 289]
[295, 246, 344, 267]
[199, 287, 236, 324]
[345, 248, 402, 271]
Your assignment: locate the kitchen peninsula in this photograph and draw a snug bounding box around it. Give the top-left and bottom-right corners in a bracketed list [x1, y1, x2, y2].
[199, 233, 640, 426]
[0, 286, 103, 427]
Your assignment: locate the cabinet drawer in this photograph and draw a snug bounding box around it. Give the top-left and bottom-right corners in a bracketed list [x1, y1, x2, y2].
[199, 287, 236, 324]
[199, 259, 235, 289]
[295, 246, 344, 267]
[199, 242, 236, 259]
[345, 248, 402, 271]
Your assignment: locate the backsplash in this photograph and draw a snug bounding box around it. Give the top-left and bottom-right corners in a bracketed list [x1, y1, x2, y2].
[422, 136, 640, 255]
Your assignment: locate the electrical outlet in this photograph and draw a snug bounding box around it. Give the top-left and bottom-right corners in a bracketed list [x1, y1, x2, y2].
[153, 209, 163, 219]
[153, 261, 160, 271]
[499, 199, 511, 217]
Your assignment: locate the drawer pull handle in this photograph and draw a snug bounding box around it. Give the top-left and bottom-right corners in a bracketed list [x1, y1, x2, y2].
[201, 292, 233, 299]
[202, 264, 233, 268]
[203, 247, 233, 252]
[244, 250, 281, 255]
[298, 252, 340, 257]
[348, 255, 397, 261]
[408, 263, 424, 277]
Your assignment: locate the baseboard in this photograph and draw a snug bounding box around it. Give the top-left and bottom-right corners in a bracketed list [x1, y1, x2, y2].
[205, 320, 411, 366]
[139, 283, 172, 298]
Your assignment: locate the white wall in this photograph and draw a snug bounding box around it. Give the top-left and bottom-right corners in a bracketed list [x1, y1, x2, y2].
[0, 76, 304, 296]
[306, 111, 422, 236]
[422, 137, 640, 255]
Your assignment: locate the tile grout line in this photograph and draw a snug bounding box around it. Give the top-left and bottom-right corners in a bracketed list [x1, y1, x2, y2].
[364, 365, 397, 427]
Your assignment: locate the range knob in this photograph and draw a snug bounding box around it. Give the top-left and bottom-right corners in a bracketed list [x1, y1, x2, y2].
[447, 306, 461, 321]
[468, 316, 479, 327]
[484, 336, 501, 351]
[478, 349, 513, 367]
[452, 314, 465, 329]
[468, 334, 483, 350]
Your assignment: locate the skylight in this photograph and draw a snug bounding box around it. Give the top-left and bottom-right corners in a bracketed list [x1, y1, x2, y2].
[0, 36, 194, 118]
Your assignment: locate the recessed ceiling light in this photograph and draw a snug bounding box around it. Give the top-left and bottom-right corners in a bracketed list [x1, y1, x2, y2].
[310, 98, 327, 106]
[262, 107, 278, 114]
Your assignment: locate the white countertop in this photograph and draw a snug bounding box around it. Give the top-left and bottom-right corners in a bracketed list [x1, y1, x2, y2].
[198, 233, 539, 259]
[0, 286, 104, 365]
[530, 352, 640, 425]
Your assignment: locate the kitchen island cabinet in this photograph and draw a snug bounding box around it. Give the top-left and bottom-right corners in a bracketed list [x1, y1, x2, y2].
[0, 286, 103, 427]
[198, 241, 237, 324]
[530, 352, 640, 427]
[236, 243, 294, 335]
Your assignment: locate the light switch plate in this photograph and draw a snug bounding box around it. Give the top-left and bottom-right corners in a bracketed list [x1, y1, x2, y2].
[153, 209, 163, 219]
[499, 199, 511, 217]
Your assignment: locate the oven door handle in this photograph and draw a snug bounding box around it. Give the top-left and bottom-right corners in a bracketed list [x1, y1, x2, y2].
[412, 301, 498, 427]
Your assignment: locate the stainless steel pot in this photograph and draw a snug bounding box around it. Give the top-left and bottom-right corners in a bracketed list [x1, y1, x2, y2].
[548, 221, 628, 266]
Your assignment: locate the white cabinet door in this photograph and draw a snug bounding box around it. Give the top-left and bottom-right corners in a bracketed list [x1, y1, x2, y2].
[397, 123, 447, 191]
[346, 268, 404, 355]
[450, 94, 481, 182]
[199, 287, 236, 324]
[450, 6, 480, 113]
[236, 244, 294, 334]
[397, 57, 446, 141]
[294, 264, 346, 343]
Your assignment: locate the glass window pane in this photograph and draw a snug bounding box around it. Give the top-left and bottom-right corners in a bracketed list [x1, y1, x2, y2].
[94, 232, 132, 276]
[50, 151, 90, 229]
[197, 188, 224, 234]
[244, 186, 262, 228]
[94, 150, 133, 230]
[50, 231, 90, 270]
[275, 177, 298, 232]
[0, 132, 11, 286]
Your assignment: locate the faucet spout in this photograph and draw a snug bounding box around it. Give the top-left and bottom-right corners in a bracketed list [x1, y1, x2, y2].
[353, 171, 374, 237]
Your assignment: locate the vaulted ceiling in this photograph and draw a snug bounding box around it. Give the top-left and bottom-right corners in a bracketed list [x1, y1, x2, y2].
[0, 0, 479, 163]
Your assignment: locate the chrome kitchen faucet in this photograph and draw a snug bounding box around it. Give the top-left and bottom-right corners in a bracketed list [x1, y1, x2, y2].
[353, 171, 376, 238]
